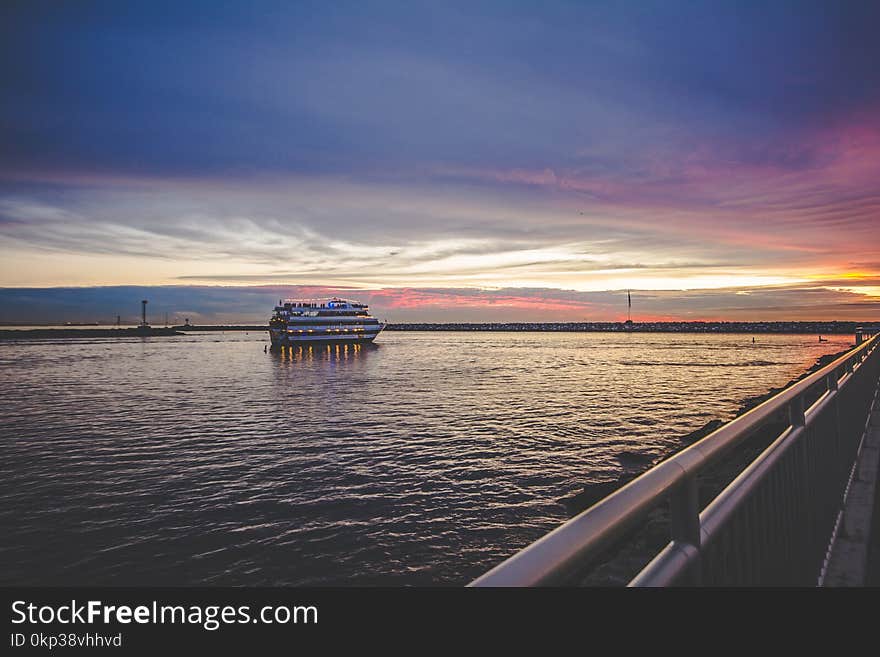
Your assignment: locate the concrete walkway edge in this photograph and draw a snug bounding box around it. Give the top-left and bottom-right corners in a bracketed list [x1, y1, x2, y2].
[823, 388, 880, 586]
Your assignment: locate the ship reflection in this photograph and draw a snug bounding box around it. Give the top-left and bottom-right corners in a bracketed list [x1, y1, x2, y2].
[270, 341, 377, 364]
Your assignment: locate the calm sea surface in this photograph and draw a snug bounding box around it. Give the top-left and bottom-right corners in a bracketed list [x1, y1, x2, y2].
[0, 330, 853, 585]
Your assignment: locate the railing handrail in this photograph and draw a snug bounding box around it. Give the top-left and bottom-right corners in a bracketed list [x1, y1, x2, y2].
[469, 333, 880, 586]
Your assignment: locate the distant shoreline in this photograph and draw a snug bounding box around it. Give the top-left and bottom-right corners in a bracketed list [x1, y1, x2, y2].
[0, 320, 870, 339]
[0, 327, 184, 340]
[385, 321, 866, 334]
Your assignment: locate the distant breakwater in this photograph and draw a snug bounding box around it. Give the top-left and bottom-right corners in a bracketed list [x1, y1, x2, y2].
[387, 321, 863, 334]
[175, 325, 266, 331]
[158, 321, 865, 333]
[0, 321, 866, 338]
[0, 327, 184, 340]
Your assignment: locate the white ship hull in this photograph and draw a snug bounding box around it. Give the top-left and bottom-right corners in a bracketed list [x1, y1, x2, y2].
[268, 325, 384, 347]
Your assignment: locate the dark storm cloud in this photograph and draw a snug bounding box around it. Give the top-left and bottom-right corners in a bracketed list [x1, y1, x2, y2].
[0, 2, 878, 319]
[3, 1, 879, 177]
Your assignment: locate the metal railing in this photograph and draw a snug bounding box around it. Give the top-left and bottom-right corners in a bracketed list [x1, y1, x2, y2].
[856, 325, 880, 344]
[470, 333, 880, 586]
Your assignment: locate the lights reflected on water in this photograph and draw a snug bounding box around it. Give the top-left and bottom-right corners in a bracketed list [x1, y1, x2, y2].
[274, 341, 366, 361]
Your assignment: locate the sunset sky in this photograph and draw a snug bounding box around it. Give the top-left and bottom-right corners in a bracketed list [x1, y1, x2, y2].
[1, 1, 878, 322]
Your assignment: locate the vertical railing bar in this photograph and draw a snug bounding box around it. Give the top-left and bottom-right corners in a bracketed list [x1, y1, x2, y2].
[669, 474, 701, 585]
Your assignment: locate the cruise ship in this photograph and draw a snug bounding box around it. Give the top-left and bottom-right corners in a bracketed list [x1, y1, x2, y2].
[268, 297, 385, 347]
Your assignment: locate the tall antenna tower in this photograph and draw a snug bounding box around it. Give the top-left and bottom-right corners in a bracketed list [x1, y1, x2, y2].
[140, 299, 148, 327]
[627, 290, 632, 323]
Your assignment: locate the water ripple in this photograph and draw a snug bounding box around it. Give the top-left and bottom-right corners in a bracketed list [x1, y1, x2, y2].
[0, 331, 851, 585]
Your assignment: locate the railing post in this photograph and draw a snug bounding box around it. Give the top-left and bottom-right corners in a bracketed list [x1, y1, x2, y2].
[670, 474, 701, 585]
[826, 372, 838, 392]
[827, 372, 844, 496]
[790, 393, 815, 580]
